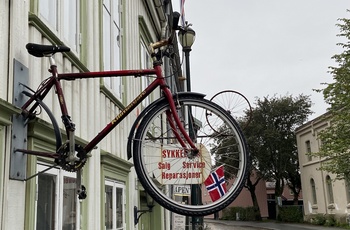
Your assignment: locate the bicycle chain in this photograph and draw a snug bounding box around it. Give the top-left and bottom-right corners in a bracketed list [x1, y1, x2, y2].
[56, 143, 87, 172]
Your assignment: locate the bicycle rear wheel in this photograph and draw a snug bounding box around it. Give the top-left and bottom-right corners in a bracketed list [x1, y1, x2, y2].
[208, 90, 252, 130]
[133, 95, 250, 216]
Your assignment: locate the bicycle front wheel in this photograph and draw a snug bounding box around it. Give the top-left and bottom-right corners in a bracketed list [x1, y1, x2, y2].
[133, 95, 250, 216]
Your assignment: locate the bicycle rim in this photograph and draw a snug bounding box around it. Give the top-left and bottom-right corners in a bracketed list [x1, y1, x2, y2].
[207, 90, 252, 130]
[133, 96, 250, 216]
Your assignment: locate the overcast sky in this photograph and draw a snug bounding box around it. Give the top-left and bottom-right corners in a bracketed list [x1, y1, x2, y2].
[173, 1, 349, 120]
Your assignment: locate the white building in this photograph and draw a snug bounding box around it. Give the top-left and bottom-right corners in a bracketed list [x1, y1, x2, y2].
[0, 1, 182, 229]
[296, 113, 350, 224]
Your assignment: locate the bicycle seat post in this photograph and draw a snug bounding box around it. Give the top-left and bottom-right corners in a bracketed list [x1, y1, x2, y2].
[48, 55, 56, 67]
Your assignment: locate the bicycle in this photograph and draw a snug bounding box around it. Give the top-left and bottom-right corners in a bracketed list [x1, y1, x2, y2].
[16, 13, 250, 216]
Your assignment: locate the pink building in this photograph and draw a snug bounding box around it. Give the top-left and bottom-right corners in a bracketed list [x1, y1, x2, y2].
[204, 171, 269, 219]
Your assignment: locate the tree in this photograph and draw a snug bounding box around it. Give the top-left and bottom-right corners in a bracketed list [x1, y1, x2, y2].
[313, 12, 350, 180]
[245, 168, 263, 221]
[243, 94, 312, 218]
[285, 159, 302, 205]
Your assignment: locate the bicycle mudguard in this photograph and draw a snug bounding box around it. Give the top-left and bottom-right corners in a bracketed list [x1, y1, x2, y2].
[22, 91, 63, 150]
[127, 92, 205, 159]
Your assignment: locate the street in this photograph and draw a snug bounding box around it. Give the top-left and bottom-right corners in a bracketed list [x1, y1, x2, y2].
[206, 222, 266, 230]
[204, 219, 344, 230]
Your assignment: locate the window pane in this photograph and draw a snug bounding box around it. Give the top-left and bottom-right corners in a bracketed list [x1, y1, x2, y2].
[346, 180, 350, 203]
[36, 174, 56, 230]
[113, 25, 120, 70]
[63, 0, 77, 49]
[112, 25, 121, 98]
[103, 6, 111, 71]
[105, 185, 113, 229]
[305, 140, 312, 161]
[63, 177, 77, 230]
[103, 1, 121, 98]
[112, 78, 121, 98]
[112, 0, 119, 26]
[310, 178, 317, 204]
[116, 187, 123, 228]
[39, 0, 58, 30]
[326, 176, 334, 203]
[104, 0, 111, 11]
[140, 41, 151, 106]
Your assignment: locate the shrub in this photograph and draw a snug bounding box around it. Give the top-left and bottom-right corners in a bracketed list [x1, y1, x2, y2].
[278, 206, 303, 223]
[221, 206, 256, 221]
[324, 214, 336, 227]
[311, 214, 326, 225]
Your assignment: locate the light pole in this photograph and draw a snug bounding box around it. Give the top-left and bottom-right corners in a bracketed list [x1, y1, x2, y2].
[179, 25, 203, 230]
[178, 26, 195, 93]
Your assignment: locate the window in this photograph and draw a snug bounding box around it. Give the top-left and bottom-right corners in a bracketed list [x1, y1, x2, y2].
[105, 180, 125, 230]
[305, 140, 312, 161]
[63, 0, 78, 49]
[346, 180, 350, 203]
[38, 0, 79, 52]
[310, 178, 317, 205]
[39, 1, 57, 30]
[140, 40, 152, 106]
[36, 173, 56, 230]
[103, 0, 122, 99]
[326, 175, 334, 204]
[36, 165, 80, 230]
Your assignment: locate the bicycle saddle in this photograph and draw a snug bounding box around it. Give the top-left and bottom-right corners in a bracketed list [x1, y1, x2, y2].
[26, 43, 70, 57]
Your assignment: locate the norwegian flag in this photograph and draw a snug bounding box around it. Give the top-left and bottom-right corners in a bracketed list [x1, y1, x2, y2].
[204, 165, 227, 202]
[180, 0, 186, 27]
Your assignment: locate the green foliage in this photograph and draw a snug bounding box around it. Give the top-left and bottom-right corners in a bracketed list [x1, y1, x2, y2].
[277, 206, 303, 223]
[324, 215, 337, 227]
[309, 214, 338, 226]
[311, 214, 326, 225]
[243, 94, 312, 195]
[221, 206, 256, 221]
[211, 126, 241, 179]
[313, 11, 350, 180]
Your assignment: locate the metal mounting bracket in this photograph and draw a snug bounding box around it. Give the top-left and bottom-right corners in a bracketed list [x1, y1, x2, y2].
[10, 59, 28, 180]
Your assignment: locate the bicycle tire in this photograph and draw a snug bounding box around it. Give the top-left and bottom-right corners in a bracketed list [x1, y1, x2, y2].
[133, 95, 250, 216]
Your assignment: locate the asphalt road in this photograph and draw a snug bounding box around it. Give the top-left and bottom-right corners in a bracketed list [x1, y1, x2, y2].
[204, 219, 344, 230]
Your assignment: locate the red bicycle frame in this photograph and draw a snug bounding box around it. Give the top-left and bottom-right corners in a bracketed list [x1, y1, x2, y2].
[21, 60, 197, 157]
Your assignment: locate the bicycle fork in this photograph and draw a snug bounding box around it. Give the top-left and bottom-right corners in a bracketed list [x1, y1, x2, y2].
[163, 91, 199, 156]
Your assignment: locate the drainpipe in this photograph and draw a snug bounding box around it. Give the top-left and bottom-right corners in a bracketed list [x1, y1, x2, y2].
[154, 0, 167, 39]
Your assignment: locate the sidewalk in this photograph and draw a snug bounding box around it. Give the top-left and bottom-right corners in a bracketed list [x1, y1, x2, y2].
[204, 219, 345, 230]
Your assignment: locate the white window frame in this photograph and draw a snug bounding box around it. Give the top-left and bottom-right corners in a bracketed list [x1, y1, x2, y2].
[103, 0, 122, 99]
[105, 180, 126, 230]
[346, 180, 350, 204]
[35, 164, 80, 230]
[305, 140, 312, 161]
[326, 175, 334, 204]
[310, 178, 317, 205]
[38, 0, 80, 53]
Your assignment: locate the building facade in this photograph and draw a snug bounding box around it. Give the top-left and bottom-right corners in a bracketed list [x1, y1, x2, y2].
[0, 1, 181, 229]
[296, 113, 350, 223]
